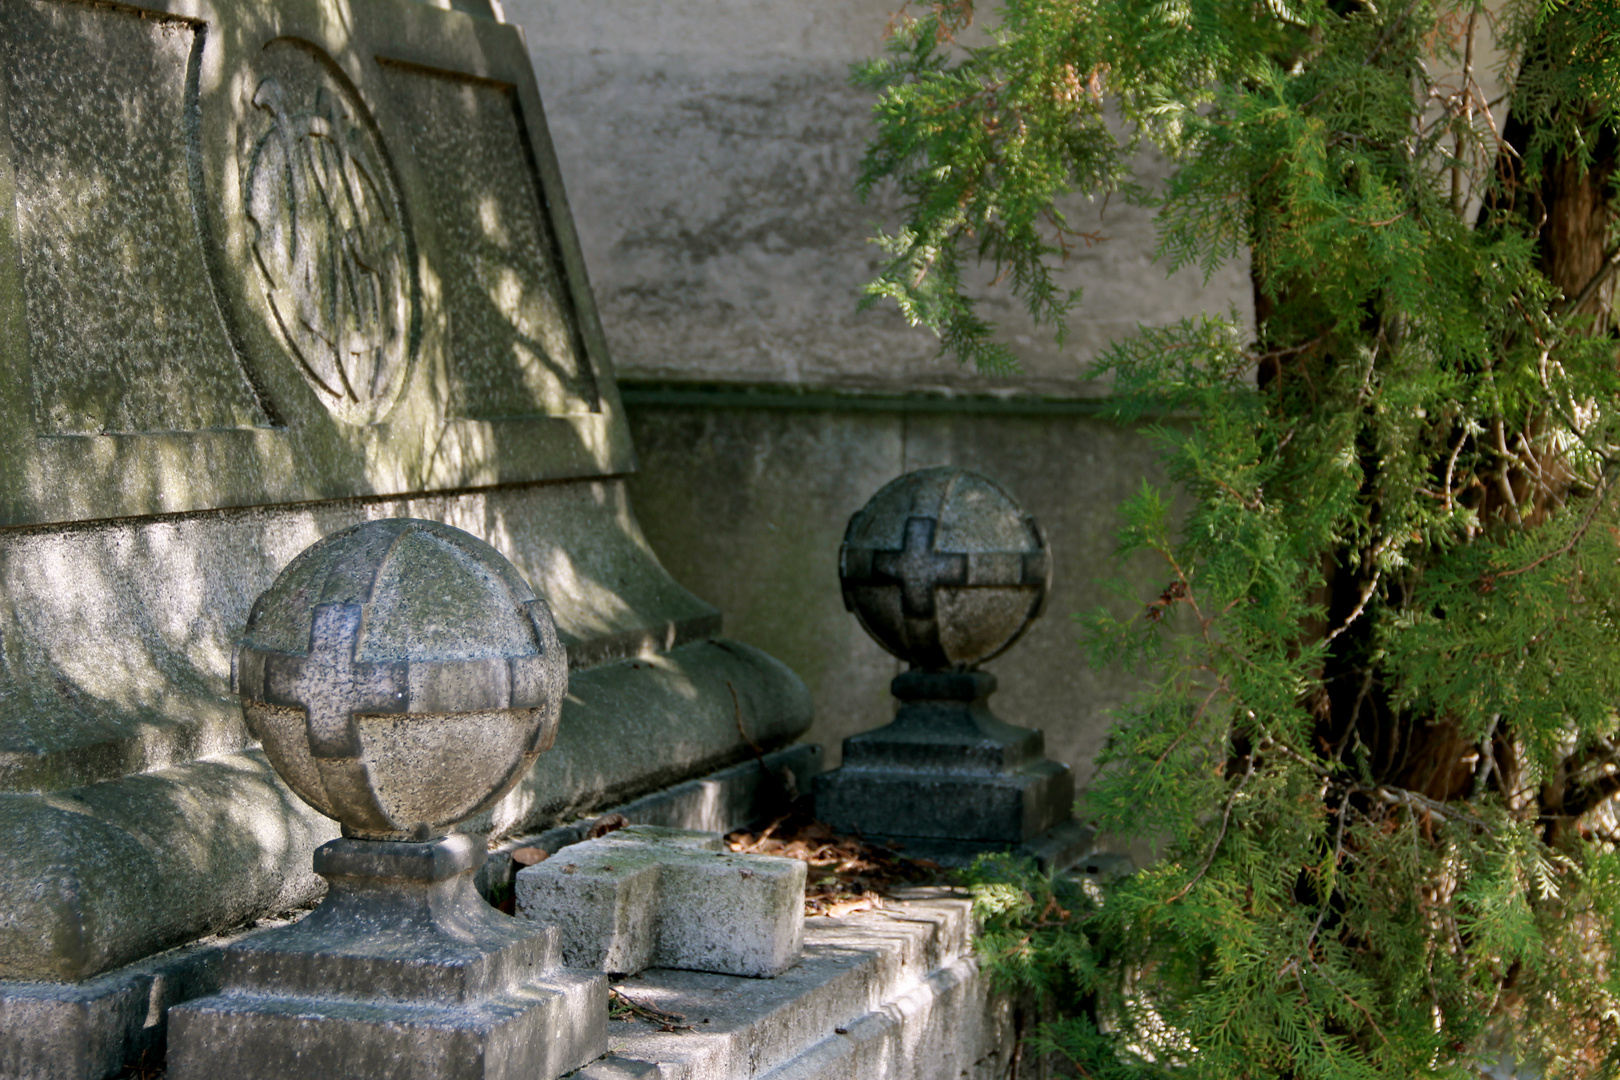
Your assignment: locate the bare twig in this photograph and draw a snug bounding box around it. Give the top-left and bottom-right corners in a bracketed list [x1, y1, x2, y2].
[610, 988, 694, 1032]
[1263, 736, 1332, 778]
[1304, 792, 1353, 954]
[1441, 419, 1469, 514]
[1361, 784, 1492, 830]
[1451, 2, 1480, 216]
[1346, 668, 1377, 746]
[1324, 570, 1383, 644]
[1493, 464, 1620, 581]
[1165, 755, 1257, 904]
[1491, 416, 1522, 525]
[1470, 714, 1500, 799]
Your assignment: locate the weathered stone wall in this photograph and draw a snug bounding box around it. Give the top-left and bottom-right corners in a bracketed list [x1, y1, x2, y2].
[621, 397, 1176, 781]
[506, 0, 1251, 397]
[506, 0, 1252, 783]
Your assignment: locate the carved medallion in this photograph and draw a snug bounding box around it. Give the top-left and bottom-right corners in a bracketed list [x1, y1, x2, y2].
[238, 43, 413, 426]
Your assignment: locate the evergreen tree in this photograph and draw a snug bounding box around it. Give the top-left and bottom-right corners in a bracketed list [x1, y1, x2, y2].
[857, 2, 1620, 1076]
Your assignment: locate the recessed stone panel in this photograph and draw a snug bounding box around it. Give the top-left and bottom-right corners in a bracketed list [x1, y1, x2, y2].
[377, 60, 600, 419]
[0, 0, 269, 436]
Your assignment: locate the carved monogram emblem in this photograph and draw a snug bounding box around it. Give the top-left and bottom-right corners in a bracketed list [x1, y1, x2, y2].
[241, 52, 412, 426]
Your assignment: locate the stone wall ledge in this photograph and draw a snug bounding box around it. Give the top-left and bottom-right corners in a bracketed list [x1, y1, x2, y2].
[575, 889, 1016, 1080]
[618, 378, 1128, 416]
[0, 479, 724, 795]
[0, 609, 724, 797]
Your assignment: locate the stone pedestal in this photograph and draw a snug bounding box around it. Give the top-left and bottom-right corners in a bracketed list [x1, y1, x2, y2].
[815, 671, 1090, 868]
[168, 834, 604, 1080]
[812, 465, 1092, 868]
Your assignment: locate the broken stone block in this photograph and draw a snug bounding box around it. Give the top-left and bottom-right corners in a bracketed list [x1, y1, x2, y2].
[515, 826, 806, 978]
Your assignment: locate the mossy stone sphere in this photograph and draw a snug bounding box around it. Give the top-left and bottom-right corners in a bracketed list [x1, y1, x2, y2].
[233, 519, 567, 841]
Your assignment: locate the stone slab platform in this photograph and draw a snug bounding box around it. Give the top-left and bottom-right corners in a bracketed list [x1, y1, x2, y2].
[0, 745, 819, 1080]
[815, 758, 1073, 846]
[573, 889, 1018, 1080]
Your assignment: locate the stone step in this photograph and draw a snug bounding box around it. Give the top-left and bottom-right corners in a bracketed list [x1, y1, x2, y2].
[756, 955, 987, 1080]
[573, 888, 1016, 1080]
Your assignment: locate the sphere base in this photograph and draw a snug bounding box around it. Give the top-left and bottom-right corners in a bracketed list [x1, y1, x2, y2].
[167, 834, 605, 1080]
[814, 670, 1082, 860]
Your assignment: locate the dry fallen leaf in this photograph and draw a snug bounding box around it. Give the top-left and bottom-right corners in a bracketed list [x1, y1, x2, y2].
[511, 846, 548, 866]
[820, 894, 881, 918]
[588, 813, 630, 839]
[727, 803, 947, 917]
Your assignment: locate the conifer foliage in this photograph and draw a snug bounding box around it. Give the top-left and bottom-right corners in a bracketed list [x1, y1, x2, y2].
[859, 2, 1620, 1076]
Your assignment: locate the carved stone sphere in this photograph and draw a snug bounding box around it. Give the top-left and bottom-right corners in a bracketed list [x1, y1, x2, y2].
[233, 519, 568, 842]
[839, 467, 1052, 671]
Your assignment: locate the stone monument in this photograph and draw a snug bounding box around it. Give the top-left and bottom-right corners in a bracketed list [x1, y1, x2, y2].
[167, 519, 601, 1080]
[0, 2, 810, 1075]
[814, 467, 1090, 867]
